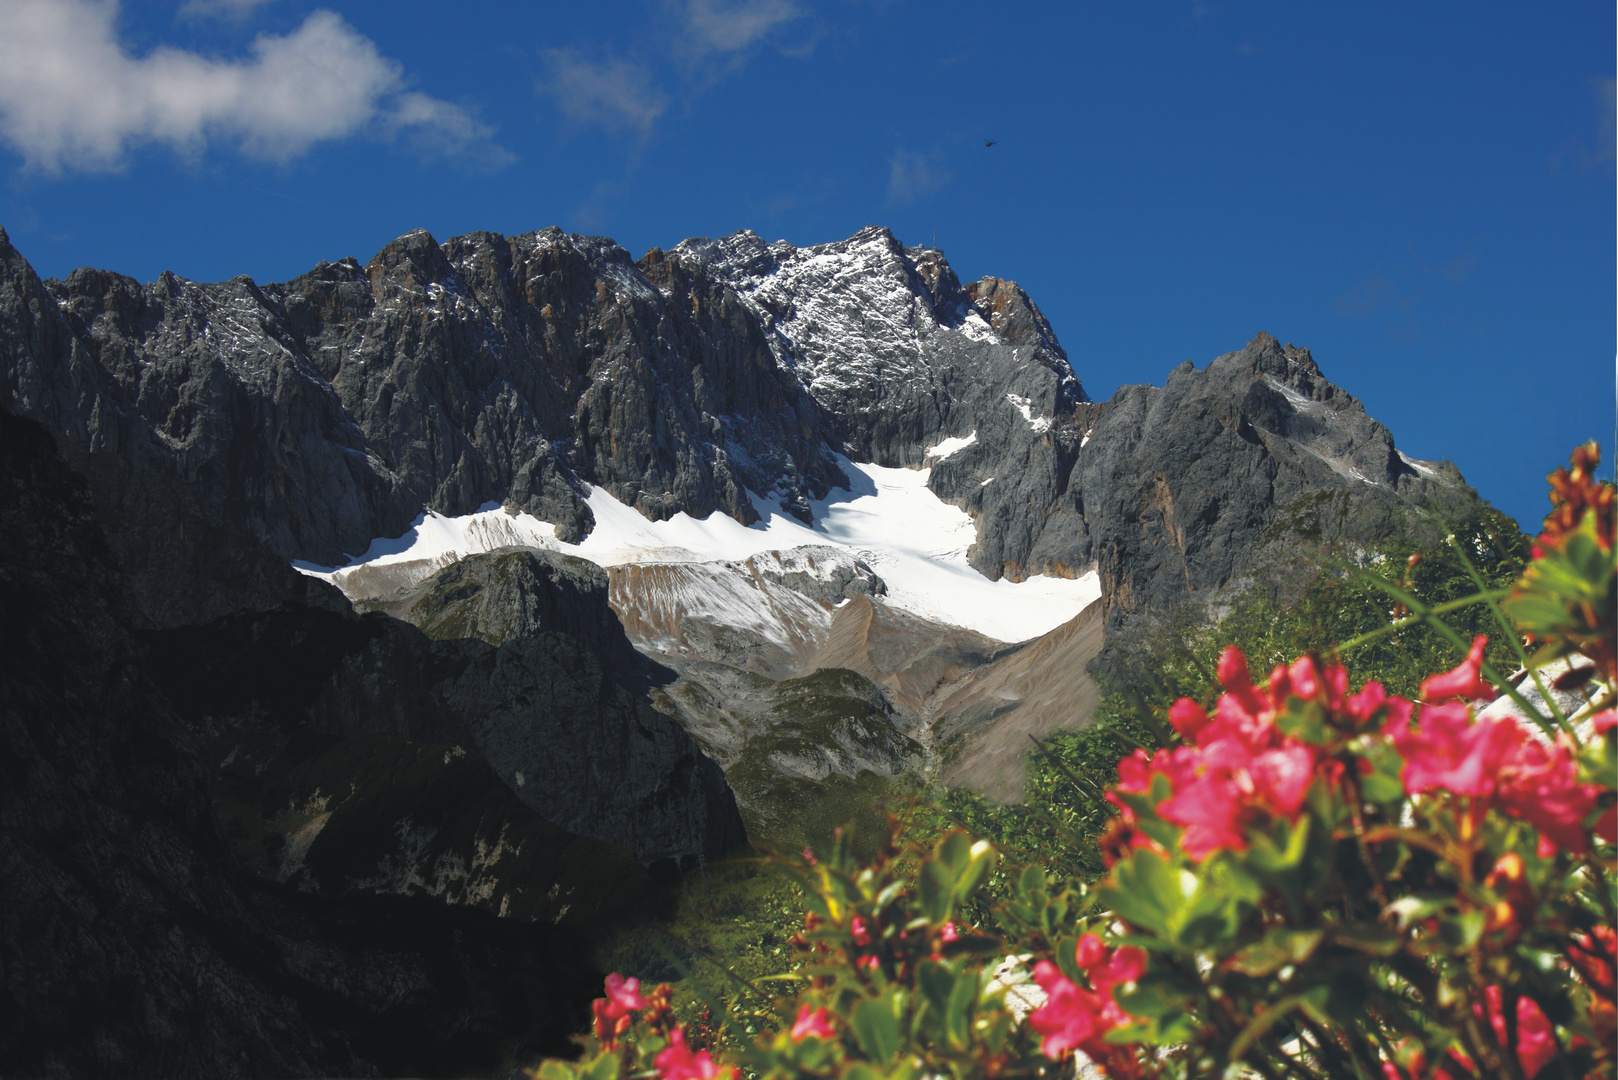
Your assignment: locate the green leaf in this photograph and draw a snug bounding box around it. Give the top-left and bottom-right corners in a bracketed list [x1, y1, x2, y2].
[1228, 927, 1324, 976]
[536, 1060, 591, 1080]
[1252, 813, 1313, 872]
[1053, 933, 1084, 983]
[853, 994, 904, 1064]
[1437, 909, 1485, 951]
[952, 840, 995, 901]
[1332, 923, 1401, 956]
[918, 860, 952, 923]
[1353, 737, 1407, 804]
[1275, 700, 1329, 744]
[1386, 893, 1451, 930]
[1097, 848, 1190, 939]
[917, 960, 955, 1023]
[937, 831, 972, 874]
[1105, 935, 1182, 953]
[946, 962, 977, 1048]
[1228, 985, 1329, 1064]
[1114, 970, 1197, 1019]
[1106, 1012, 1198, 1047]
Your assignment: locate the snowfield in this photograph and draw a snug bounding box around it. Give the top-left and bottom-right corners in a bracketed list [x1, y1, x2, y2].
[296, 457, 1100, 644]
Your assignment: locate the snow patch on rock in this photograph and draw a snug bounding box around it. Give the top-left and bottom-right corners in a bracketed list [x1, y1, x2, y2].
[1005, 393, 1052, 434]
[300, 458, 1099, 644]
[925, 430, 977, 461]
[1398, 450, 1439, 478]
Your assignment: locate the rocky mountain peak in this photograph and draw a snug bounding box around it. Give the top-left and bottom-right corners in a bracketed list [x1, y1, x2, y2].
[963, 275, 1074, 379]
[1, 223, 1465, 610]
[367, 226, 454, 294]
[1236, 330, 1322, 381]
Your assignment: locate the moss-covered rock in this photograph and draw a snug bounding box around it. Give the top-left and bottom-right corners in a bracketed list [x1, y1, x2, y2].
[724, 668, 924, 852]
[359, 545, 665, 687]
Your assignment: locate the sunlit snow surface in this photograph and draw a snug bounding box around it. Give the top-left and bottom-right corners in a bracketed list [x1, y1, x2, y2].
[296, 457, 1100, 644]
[924, 430, 977, 461]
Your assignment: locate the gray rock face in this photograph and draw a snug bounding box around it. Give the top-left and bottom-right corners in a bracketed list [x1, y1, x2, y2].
[152, 571, 743, 869]
[0, 223, 1089, 576]
[1, 222, 1468, 620]
[332, 547, 743, 866]
[664, 227, 1083, 464]
[360, 546, 656, 675]
[0, 223, 849, 565]
[1055, 334, 1471, 621]
[669, 228, 1089, 578]
[746, 546, 886, 604]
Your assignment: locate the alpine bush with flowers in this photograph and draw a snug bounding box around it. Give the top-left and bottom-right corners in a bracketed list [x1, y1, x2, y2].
[535, 444, 1616, 1080]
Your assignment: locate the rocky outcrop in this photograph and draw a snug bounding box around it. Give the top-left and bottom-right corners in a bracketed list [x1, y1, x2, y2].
[1067, 334, 1470, 621]
[0, 222, 1092, 582]
[669, 228, 1089, 580]
[0, 223, 848, 566]
[209, 729, 652, 927]
[1, 222, 1472, 620]
[0, 408, 615, 1079]
[933, 332, 1472, 601]
[359, 546, 659, 681]
[700, 667, 924, 852]
[151, 564, 744, 869]
[603, 546, 886, 680]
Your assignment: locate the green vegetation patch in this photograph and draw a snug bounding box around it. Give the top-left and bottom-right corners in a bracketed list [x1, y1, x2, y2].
[724, 668, 925, 855]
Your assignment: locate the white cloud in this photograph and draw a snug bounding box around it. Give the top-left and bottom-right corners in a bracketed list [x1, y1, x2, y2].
[683, 0, 801, 53]
[177, 0, 279, 19]
[542, 51, 668, 138]
[537, 1, 804, 139]
[886, 148, 949, 204]
[0, 0, 509, 173]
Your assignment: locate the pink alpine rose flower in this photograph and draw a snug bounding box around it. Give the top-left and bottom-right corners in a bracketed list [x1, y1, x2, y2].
[1419, 634, 1497, 703]
[1156, 770, 1247, 859]
[655, 1028, 731, 1080]
[1027, 937, 1147, 1061]
[1027, 961, 1103, 1059]
[789, 1004, 835, 1042]
[1494, 735, 1601, 854]
[1391, 702, 1518, 797]
[1480, 986, 1558, 1079]
[1250, 742, 1318, 816]
[1167, 697, 1211, 741]
[601, 973, 648, 1017]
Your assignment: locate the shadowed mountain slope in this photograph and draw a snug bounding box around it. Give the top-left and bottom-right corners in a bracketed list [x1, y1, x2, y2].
[0, 407, 641, 1079]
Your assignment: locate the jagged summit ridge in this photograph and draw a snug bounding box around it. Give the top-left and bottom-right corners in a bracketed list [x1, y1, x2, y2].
[1, 222, 1460, 611]
[2, 221, 1085, 570]
[661, 225, 1084, 466]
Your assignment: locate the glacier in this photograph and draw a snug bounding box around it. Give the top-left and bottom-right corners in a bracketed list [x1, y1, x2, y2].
[298, 456, 1100, 645]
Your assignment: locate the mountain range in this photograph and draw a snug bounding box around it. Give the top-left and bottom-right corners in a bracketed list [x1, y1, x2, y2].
[0, 221, 1490, 1077]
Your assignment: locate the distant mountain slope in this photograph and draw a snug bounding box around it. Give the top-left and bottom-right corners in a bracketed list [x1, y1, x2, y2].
[0, 408, 632, 1079]
[937, 602, 1106, 801]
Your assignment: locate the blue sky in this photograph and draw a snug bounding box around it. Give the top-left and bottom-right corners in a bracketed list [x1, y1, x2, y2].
[0, 1, 1611, 530]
